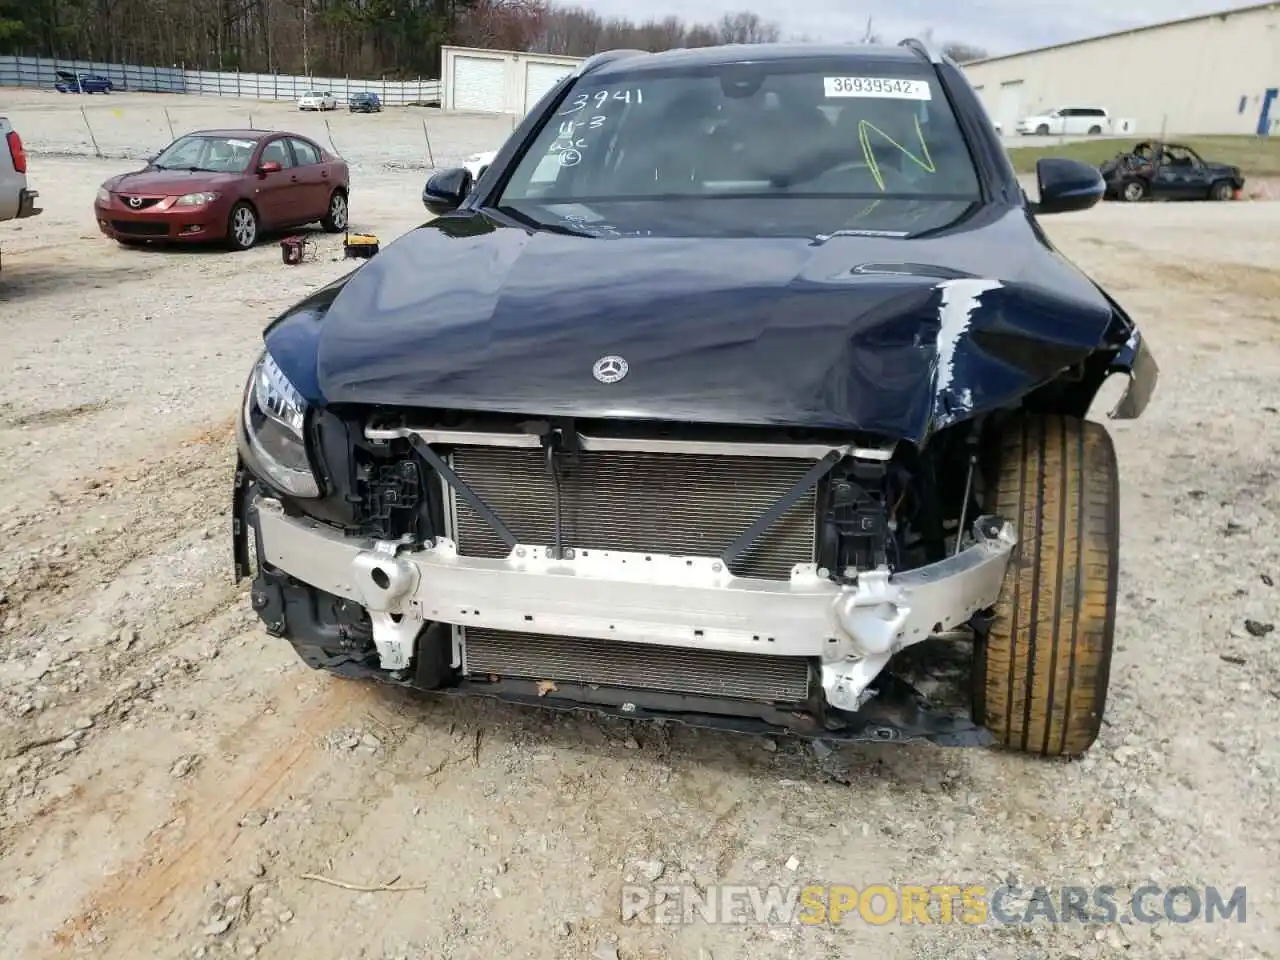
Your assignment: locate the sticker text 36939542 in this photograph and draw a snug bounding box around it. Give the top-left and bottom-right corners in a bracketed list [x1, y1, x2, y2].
[823, 77, 932, 100]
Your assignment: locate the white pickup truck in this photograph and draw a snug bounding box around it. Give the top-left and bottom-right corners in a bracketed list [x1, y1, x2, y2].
[0, 116, 41, 224]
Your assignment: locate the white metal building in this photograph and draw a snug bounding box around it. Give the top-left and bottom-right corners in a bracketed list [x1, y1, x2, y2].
[441, 45, 585, 115]
[962, 2, 1280, 136]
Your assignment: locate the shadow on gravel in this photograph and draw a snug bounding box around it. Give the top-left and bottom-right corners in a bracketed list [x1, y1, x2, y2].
[0, 398, 113, 430]
[0, 259, 161, 302]
[108, 223, 335, 256]
[353, 674, 984, 794]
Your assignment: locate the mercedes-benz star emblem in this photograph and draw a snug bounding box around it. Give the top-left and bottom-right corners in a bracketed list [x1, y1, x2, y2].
[127, 196, 143, 208]
[592, 355, 628, 384]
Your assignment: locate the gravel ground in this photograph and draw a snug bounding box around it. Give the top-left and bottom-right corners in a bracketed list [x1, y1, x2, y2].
[0, 98, 1278, 960]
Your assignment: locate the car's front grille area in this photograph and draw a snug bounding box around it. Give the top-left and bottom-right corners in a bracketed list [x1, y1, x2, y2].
[447, 447, 818, 580]
[118, 196, 163, 210]
[463, 627, 813, 703]
[111, 220, 169, 236]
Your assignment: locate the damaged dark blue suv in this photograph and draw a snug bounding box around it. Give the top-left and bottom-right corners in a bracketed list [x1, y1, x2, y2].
[234, 39, 1159, 758]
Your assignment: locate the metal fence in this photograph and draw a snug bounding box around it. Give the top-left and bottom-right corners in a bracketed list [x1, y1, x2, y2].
[0, 55, 442, 106]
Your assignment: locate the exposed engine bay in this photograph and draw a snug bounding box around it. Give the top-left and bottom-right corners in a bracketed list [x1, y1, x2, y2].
[236, 408, 1019, 746]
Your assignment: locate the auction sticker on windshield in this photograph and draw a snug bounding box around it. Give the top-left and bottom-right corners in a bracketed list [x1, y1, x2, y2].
[824, 77, 932, 100]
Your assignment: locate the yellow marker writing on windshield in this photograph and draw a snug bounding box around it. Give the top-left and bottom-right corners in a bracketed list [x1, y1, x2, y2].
[858, 114, 935, 191]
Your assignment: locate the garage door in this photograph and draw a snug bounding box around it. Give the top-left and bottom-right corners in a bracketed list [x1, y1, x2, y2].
[998, 81, 1025, 134]
[453, 55, 506, 112]
[524, 61, 573, 113]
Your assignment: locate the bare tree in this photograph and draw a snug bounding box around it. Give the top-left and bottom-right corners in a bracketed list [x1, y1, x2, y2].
[528, 5, 781, 57]
[0, 0, 985, 81]
[716, 12, 780, 44]
[941, 41, 988, 62]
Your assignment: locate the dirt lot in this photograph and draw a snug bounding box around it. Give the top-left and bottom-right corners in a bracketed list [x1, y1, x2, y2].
[1, 91, 1279, 960]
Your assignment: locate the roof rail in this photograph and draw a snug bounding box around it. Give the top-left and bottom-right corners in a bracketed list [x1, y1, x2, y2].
[898, 37, 944, 64]
[575, 49, 648, 77]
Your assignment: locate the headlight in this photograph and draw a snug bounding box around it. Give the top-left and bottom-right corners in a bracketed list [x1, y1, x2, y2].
[240, 352, 321, 498]
[96, 186, 110, 205]
[175, 191, 217, 206]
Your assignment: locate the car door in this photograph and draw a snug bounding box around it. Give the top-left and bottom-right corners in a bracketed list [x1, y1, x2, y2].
[286, 137, 331, 219]
[1165, 147, 1211, 199]
[252, 137, 297, 227]
[1149, 145, 1191, 199]
[1181, 149, 1216, 198]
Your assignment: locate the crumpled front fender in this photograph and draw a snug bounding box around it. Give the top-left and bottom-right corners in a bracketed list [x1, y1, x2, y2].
[1106, 329, 1159, 420]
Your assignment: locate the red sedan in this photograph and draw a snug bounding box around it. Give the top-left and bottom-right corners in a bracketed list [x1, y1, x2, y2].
[94, 129, 350, 250]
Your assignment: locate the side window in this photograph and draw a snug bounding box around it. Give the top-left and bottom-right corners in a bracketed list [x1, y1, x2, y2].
[289, 139, 322, 166]
[260, 139, 294, 168]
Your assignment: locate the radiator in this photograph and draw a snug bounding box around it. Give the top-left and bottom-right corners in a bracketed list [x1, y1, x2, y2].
[463, 627, 813, 704]
[446, 447, 818, 581]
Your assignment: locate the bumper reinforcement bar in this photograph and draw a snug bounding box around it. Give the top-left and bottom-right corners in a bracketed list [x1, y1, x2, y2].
[252, 497, 1016, 711]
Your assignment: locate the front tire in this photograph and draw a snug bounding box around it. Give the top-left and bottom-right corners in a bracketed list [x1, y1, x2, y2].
[975, 415, 1120, 758]
[1121, 179, 1147, 202]
[1036, 123, 1050, 135]
[1210, 180, 1233, 201]
[320, 190, 348, 232]
[226, 202, 259, 251]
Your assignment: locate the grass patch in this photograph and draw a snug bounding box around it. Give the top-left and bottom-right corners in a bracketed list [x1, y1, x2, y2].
[1005, 135, 1280, 178]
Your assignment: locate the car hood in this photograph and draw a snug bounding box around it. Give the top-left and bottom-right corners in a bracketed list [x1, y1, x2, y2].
[270, 201, 1123, 444]
[105, 168, 243, 194]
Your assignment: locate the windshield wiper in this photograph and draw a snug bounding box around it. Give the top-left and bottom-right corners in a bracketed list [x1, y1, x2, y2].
[490, 204, 595, 237]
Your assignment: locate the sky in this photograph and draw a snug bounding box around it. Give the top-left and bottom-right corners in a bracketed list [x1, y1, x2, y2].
[574, 0, 1259, 57]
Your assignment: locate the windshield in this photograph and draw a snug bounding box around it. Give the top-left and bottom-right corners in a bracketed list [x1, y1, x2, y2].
[153, 135, 257, 173]
[498, 58, 980, 207]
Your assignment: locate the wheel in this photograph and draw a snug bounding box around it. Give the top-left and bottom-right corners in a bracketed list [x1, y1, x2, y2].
[1210, 180, 1234, 201]
[1087, 125, 1102, 135]
[226, 202, 259, 250]
[974, 414, 1119, 758]
[1121, 179, 1147, 202]
[320, 190, 348, 233]
[1036, 123, 1050, 135]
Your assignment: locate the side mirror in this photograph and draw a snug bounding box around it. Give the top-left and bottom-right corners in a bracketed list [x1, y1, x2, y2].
[1032, 157, 1104, 216]
[257, 160, 283, 176]
[422, 167, 473, 215]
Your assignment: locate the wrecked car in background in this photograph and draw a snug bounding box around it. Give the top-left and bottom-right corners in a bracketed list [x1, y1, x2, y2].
[1101, 140, 1246, 202]
[234, 40, 1159, 759]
